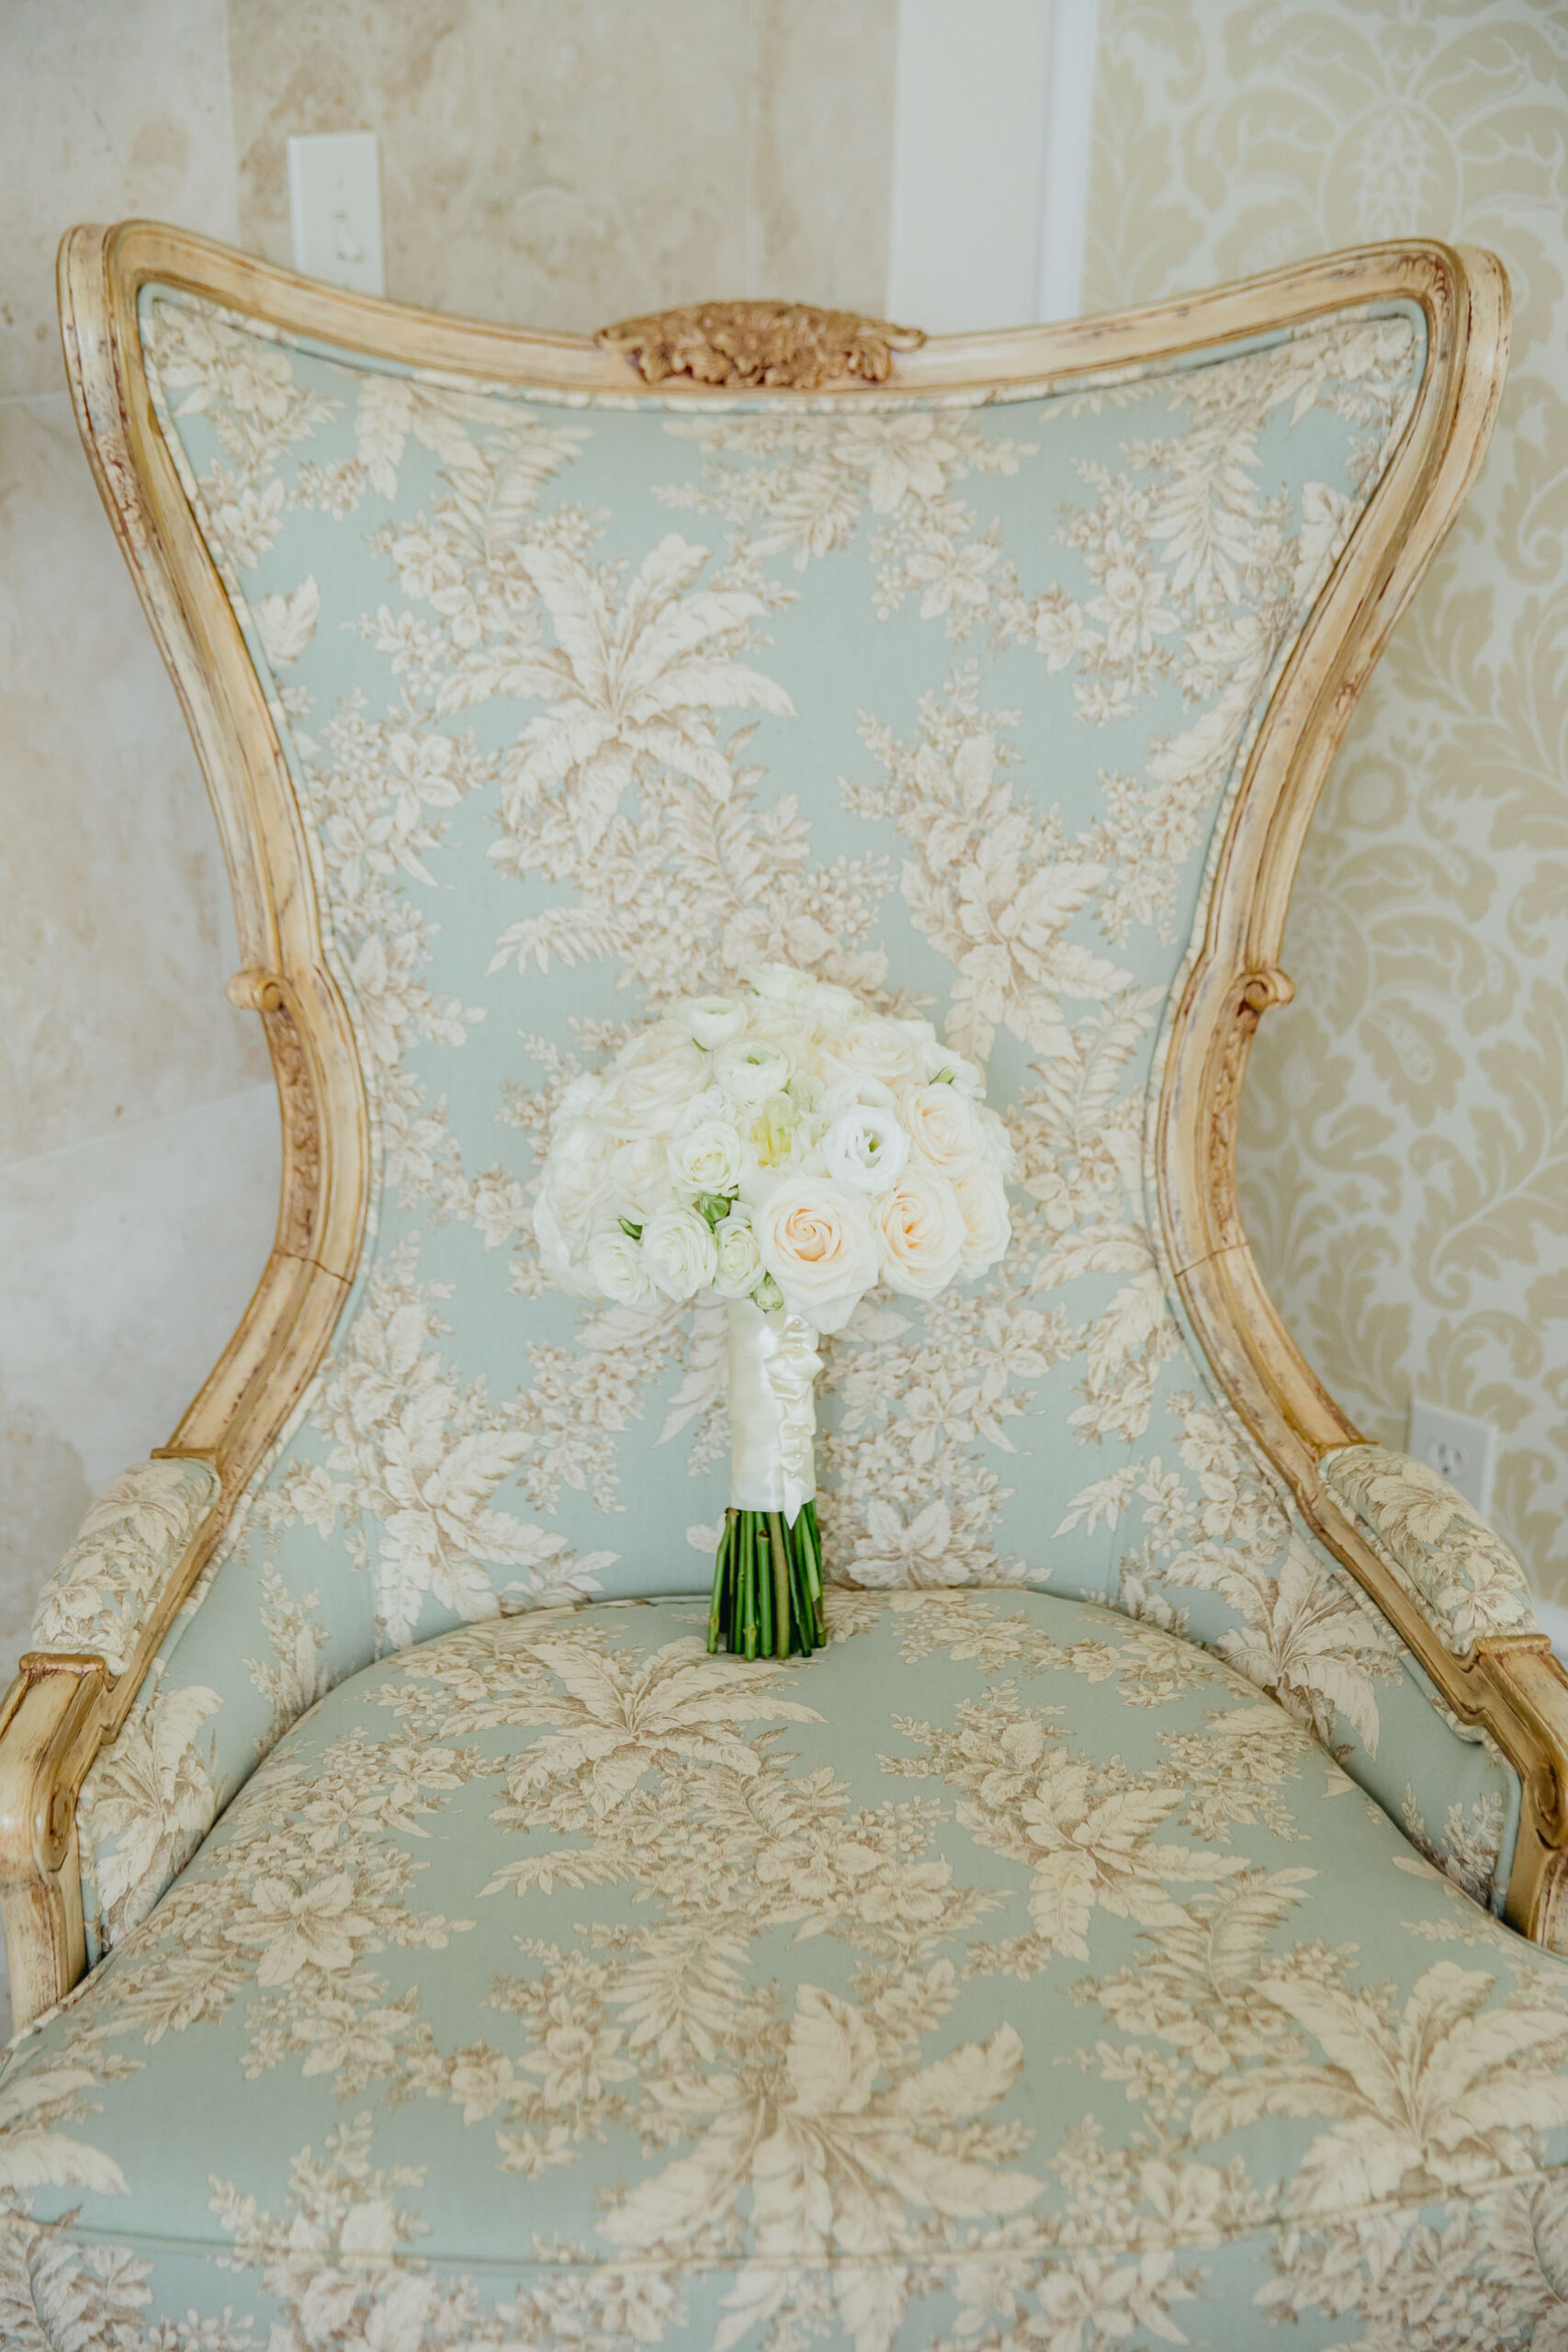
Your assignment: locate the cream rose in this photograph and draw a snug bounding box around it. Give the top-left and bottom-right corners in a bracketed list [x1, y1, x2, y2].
[755, 1179, 879, 1333]
[818, 1016, 927, 1093]
[668, 1118, 745, 1196]
[874, 1170, 966, 1295]
[901, 1081, 986, 1180]
[823, 1103, 909, 1194]
[951, 1169, 1010, 1276]
[712, 1206, 764, 1298]
[641, 1204, 719, 1301]
[589, 1227, 656, 1306]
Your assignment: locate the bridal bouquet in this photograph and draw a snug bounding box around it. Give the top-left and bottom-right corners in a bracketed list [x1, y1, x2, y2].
[534, 966, 1013, 1657]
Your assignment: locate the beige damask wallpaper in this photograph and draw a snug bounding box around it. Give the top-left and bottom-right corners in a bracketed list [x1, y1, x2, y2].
[1085, 0, 1568, 1602]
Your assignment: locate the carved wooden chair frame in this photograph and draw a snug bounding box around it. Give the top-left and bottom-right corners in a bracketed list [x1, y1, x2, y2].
[4, 220, 1564, 2032]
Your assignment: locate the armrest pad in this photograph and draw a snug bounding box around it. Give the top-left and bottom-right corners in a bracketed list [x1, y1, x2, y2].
[1321, 1442, 1536, 1654]
[28, 1459, 222, 1676]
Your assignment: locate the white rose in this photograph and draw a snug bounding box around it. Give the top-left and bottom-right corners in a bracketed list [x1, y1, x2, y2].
[901, 1081, 986, 1180]
[604, 1034, 708, 1136]
[823, 1103, 909, 1195]
[551, 1073, 604, 1127]
[976, 1102, 1020, 1180]
[682, 994, 748, 1049]
[712, 1206, 763, 1298]
[541, 1117, 613, 1247]
[873, 1170, 966, 1296]
[715, 1036, 792, 1109]
[534, 1195, 597, 1296]
[951, 1169, 1010, 1276]
[641, 1204, 719, 1300]
[589, 1227, 656, 1306]
[606, 1134, 674, 1225]
[755, 1179, 879, 1333]
[668, 1118, 745, 1197]
[818, 1016, 927, 1092]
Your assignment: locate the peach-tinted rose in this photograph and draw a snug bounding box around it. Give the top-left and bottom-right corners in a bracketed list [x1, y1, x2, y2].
[873, 1170, 966, 1295]
[755, 1179, 879, 1332]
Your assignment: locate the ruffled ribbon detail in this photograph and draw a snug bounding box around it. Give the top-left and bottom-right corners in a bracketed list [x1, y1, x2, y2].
[727, 1300, 822, 1523]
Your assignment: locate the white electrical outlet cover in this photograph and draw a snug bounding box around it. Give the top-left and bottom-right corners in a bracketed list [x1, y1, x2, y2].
[1405, 1397, 1497, 1520]
[287, 130, 385, 297]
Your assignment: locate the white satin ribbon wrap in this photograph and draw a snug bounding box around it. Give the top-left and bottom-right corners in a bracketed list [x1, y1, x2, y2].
[727, 1299, 822, 1521]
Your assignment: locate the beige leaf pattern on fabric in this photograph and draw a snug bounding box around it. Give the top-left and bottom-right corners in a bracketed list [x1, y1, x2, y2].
[1323, 1442, 1538, 1650]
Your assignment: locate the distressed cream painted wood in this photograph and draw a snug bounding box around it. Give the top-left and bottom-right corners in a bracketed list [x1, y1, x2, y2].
[3, 218, 1563, 2028]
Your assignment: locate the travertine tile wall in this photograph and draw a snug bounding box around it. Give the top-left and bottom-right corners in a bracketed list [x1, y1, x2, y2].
[0, 0, 276, 1697]
[0, 0, 899, 1706]
[227, 0, 897, 326]
[1082, 0, 1568, 1603]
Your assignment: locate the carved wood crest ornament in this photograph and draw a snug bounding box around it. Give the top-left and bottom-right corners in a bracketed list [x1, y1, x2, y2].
[595, 299, 926, 389]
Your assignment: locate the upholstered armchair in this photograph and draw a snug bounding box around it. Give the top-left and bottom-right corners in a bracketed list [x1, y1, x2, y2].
[2, 220, 1565, 2346]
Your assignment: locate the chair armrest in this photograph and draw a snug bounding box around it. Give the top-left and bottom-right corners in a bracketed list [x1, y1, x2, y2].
[1320, 1442, 1537, 1654]
[0, 1457, 222, 2026]
[27, 1458, 221, 1676]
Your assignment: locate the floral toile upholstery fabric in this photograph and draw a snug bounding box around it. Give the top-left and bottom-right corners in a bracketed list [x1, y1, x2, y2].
[28, 1458, 220, 1678]
[7, 1589, 1568, 2352]
[1322, 1443, 1538, 1653]
[8, 281, 1562, 2348]
[54, 286, 1527, 1969]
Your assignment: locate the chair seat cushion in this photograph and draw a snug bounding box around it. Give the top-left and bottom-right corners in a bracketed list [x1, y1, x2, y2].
[6, 1589, 1568, 2349]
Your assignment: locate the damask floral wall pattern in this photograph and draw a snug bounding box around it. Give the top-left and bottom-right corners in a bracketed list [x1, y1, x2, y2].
[1084, 0, 1568, 1601]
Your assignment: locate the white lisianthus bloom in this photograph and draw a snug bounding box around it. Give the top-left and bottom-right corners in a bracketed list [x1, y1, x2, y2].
[604, 1034, 708, 1136]
[641, 1204, 719, 1300]
[901, 1081, 986, 1180]
[746, 962, 819, 1007]
[873, 1170, 966, 1296]
[755, 1179, 879, 1333]
[712, 1206, 764, 1298]
[715, 1036, 792, 1110]
[932, 1046, 986, 1098]
[823, 1103, 909, 1195]
[951, 1169, 1011, 1277]
[589, 1227, 656, 1306]
[682, 995, 748, 1049]
[668, 1118, 745, 1197]
[806, 980, 862, 1024]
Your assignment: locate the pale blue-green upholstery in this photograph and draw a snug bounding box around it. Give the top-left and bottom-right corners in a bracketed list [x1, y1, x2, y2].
[8, 1591, 1568, 2349]
[5, 287, 1560, 2349]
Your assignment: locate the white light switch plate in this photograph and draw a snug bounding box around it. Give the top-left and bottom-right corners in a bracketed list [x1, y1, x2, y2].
[1406, 1397, 1497, 1519]
[287, 130, 384, 296]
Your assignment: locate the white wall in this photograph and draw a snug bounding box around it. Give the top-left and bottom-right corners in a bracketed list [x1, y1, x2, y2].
[886, 0, 1099, 333]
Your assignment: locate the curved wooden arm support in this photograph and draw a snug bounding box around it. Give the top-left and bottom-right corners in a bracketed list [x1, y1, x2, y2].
[0, 1657, 109, 2027]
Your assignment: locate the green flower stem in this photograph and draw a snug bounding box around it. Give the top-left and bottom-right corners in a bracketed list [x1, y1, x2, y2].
[707, 1501, 825, 1658]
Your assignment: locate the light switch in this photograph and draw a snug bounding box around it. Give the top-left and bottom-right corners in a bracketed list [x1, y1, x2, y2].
[1406, 1397, 1498, 1519]
[287, 130, 385, 297]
